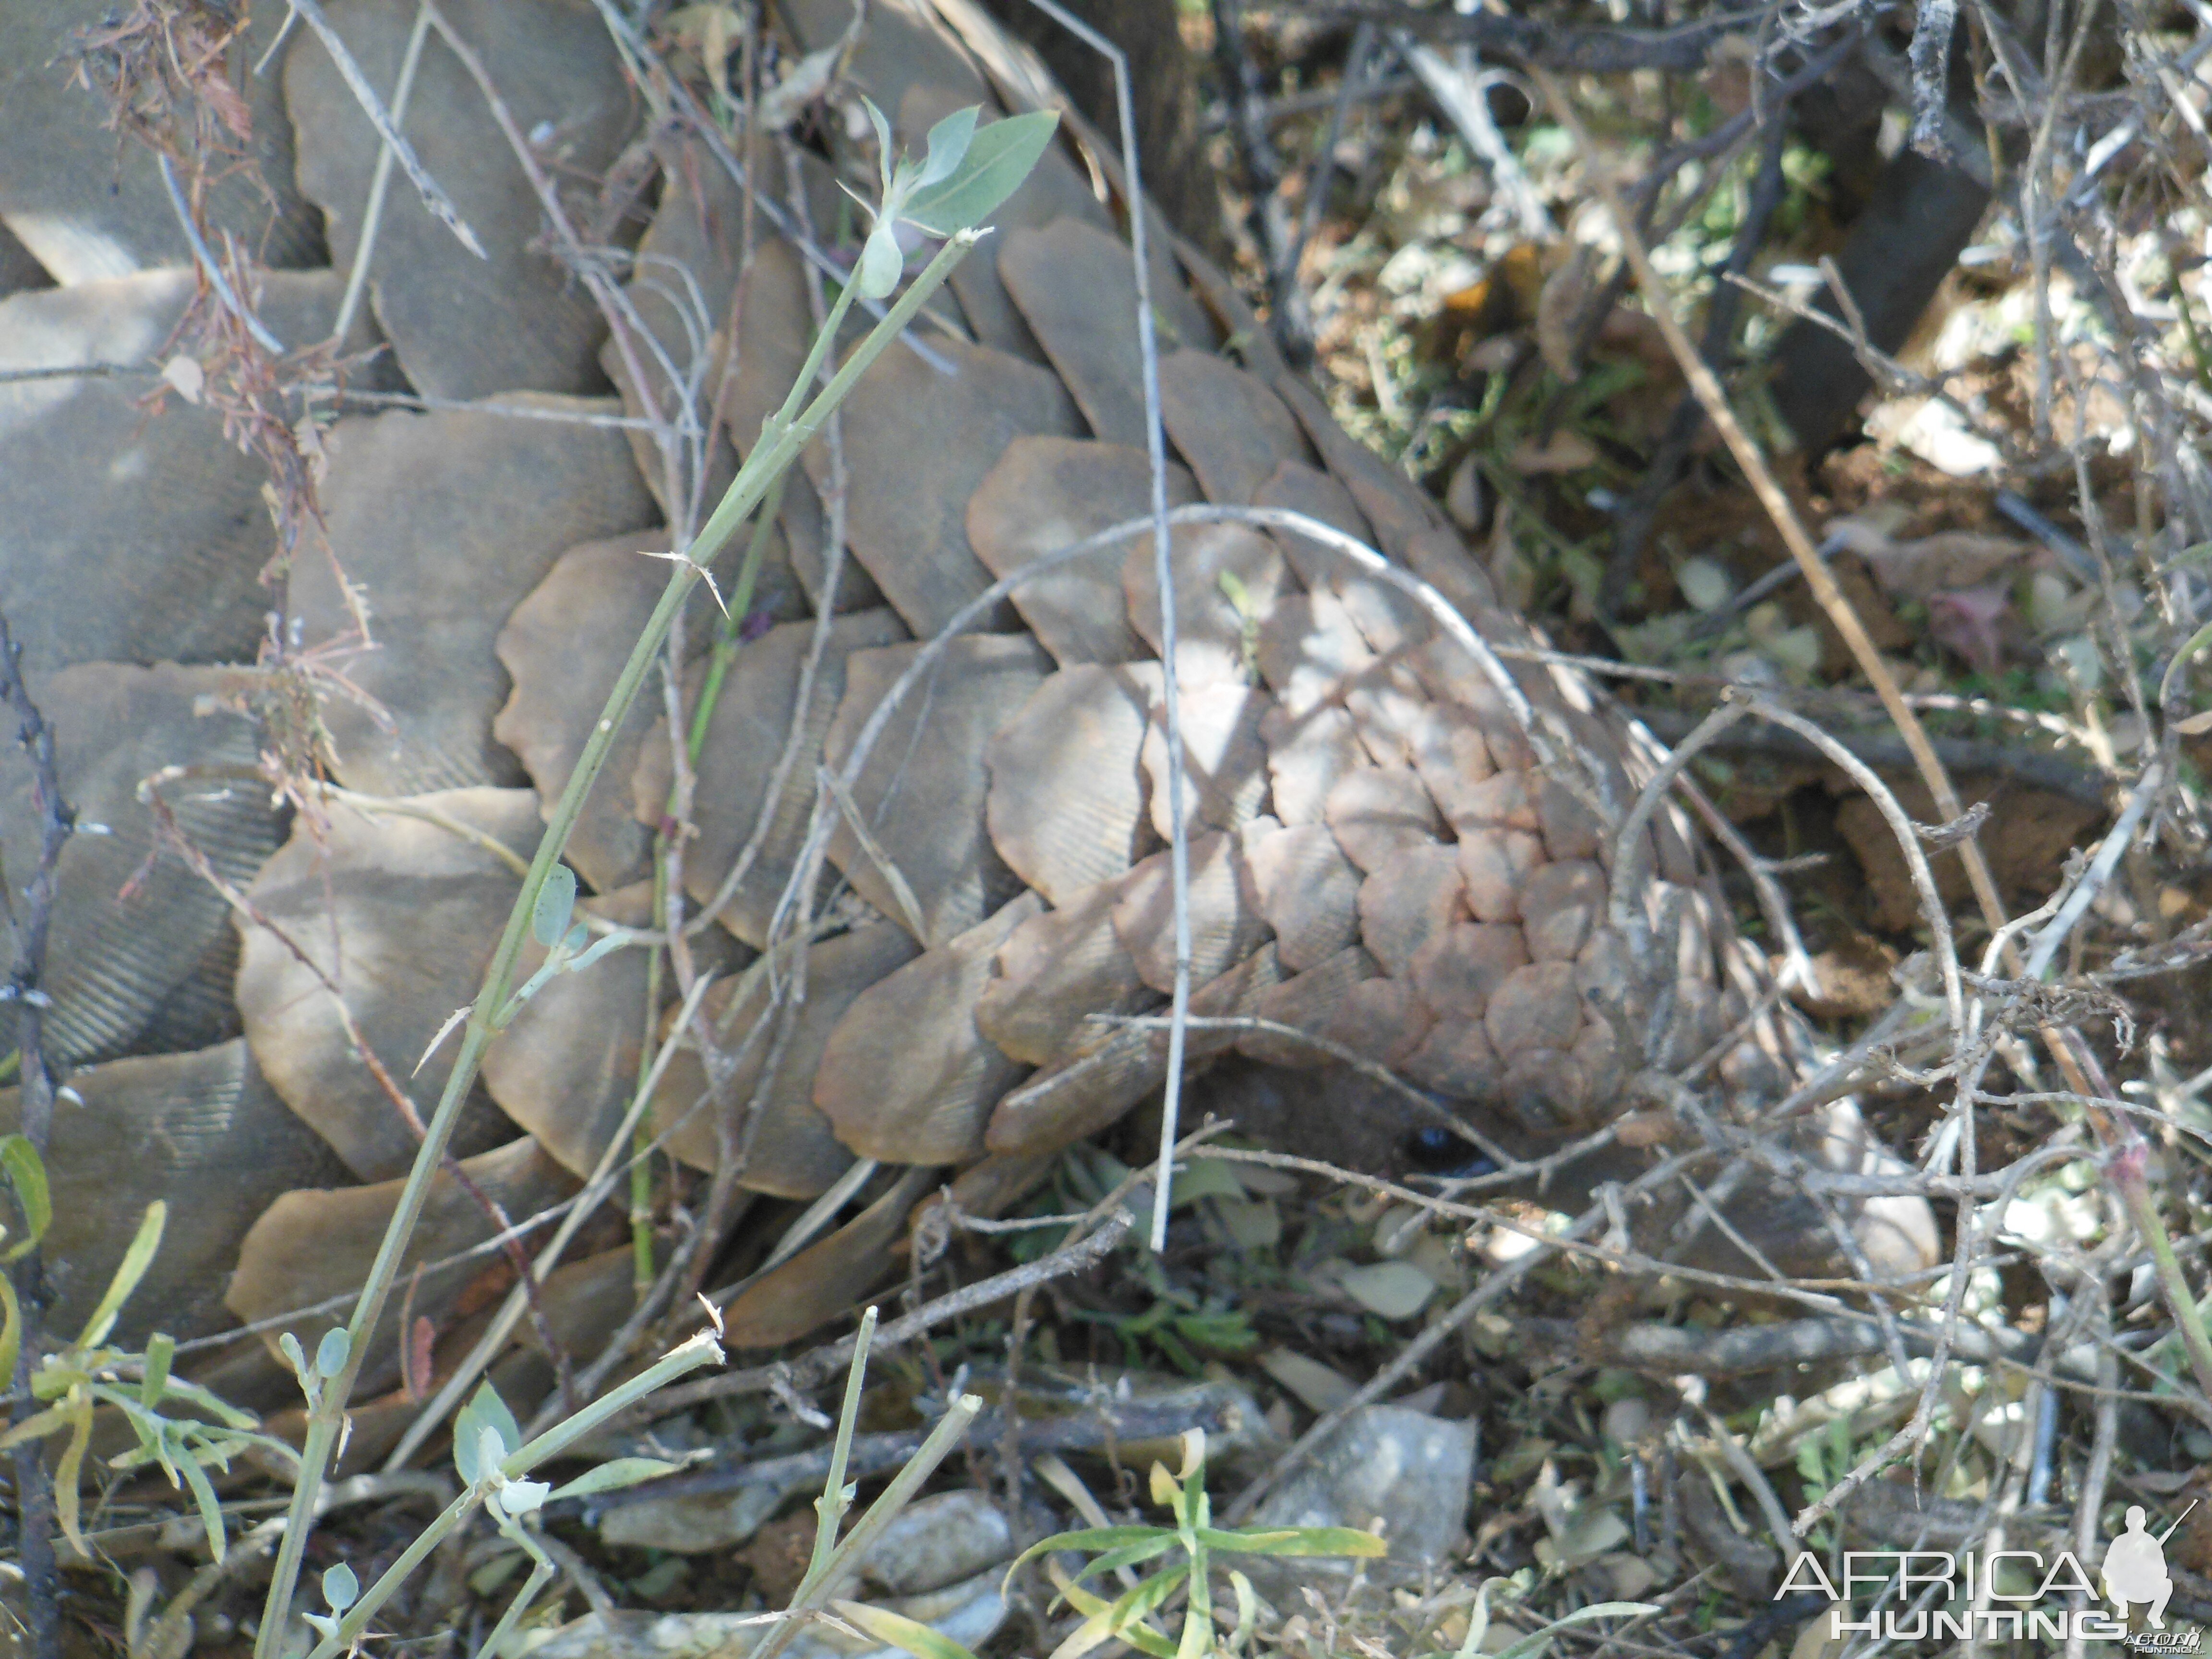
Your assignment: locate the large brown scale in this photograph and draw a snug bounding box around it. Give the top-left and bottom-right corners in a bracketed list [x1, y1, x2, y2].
[0, 0, 1933, 1442]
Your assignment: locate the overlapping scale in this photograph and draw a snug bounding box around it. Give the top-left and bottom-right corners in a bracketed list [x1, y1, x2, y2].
[284, 0, 633, 400]
[812, 894, 1040, 1165]
[494, 530, 703, 895]
[803, 336, 1081, 637]
[648, 925, 916, 1197]
[1123, 520, 1291, 688]
[968, 437, 1197, 666]
[1141, 680, 1273, 839]
[236, 789, 541, 1181]
[1156, 349, 1314, 505]
[227, 1135, 579, 1397]
[636, 609, 908, 947]
[974, 881, 1156, 1067]
[986, 662, 1160, 905]
[821, 635, 1053, 947]
[480, 880, 757, 1184]
[1, 1, 320, 281]
[0, 664, 278, 1069]
[0, 271, 364, 673]
[0, 1040, 348, 1347]
[290, 396, 657, 797]
[999, 219, 1153, 446]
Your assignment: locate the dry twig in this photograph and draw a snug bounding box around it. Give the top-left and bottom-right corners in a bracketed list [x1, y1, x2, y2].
[0, 613, 72, 1659]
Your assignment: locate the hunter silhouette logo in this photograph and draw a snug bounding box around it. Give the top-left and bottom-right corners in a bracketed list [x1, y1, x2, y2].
[2104, 1504, 2184, 1628]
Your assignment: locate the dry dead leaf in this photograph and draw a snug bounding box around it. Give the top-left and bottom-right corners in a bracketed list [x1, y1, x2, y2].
[1534, 241, 1596, 380]
[1510, 430, 1599, 475]
[160, 353, 204, 402]
[1260, 1348, 1359, 1413]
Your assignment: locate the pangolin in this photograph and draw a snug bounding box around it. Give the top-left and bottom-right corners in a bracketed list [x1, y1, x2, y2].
[0, 0, 1934, 1430]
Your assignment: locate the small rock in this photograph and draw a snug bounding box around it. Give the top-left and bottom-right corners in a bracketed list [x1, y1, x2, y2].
[857, 1491, 1013, 1597]
[599, 1486, 787, 1556]
[1248, 1404, 1476, 1579]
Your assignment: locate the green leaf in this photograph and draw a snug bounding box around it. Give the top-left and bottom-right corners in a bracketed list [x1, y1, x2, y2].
[1051, 1564, 1187, 1659]
[1491, 1602, 1662, 1659]
[155, 1371, 259, 1430]
[184, 1432, 253, 1472]
[1010, 1525, 1168, 1577]
[1067, 1534, 1180, 1586]
[76, 1200, 165, 1348]
[854, 223, 904, 301]
[0, 1134, 49, 1262]
[52, 1394, 92, 1558]
[0, 1401, 73, 1452]
[1177, 1513, 1212, 1659]
[1793, 1432, 1825, 1491]
[532, 864, 577, 948]
[88, 1385, 179, 1477]
[1227, 1570, 1257, 1654]
[323, 1563, 360, 1612]
[831, 1600, 983, 1659]
[0, 1271, 19, 1389]
[314, 1327, 350, 1379]
[1174, 1602, 1208, 1659]
[1096, 1568, 1190, 1638]
[478, 1382, 523, 1460]
[547, 1457, 680, 1500]
[27, 1363, 84, 1403]
[1050, 1583, 1163, 1659]
[205, 1428, 304, 1473]
[1177, 1530, 1210, 1659]
[178, 1443, 228, 1563]
[900, 110, 1059, 237]
[455, 1379, 521, 1483]
[862, 96, 897, 194]
[139, 1332, 175, 1409]
[1195, 1525, 1388, 1558]
[913, 106, 979, 191]
[105, 1438, 165, 1474]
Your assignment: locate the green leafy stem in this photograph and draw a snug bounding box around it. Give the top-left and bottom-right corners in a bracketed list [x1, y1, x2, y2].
[297, 1332, 724, 1659]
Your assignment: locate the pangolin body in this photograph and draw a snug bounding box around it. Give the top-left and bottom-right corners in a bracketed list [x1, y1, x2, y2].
[0, 0, 1932, 1419]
